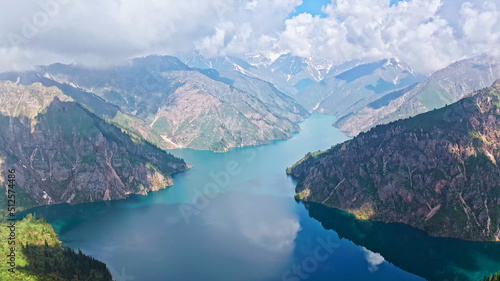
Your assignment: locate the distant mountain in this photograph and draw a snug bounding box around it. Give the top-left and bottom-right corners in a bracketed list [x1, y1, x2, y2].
[209, 70, 309, 122]
[182, 54, 255, 73]
[337, 55, 500, 136]
[264, 53, 335, 90]
[296, 58, 426, 118]
[1, 55, 302, 151]
[144, 70, 300, 151]
[181, 53, 295, 95]
[0, 81, 188, 210]
[181, 52, 338, 96]
[288, 80, 500, 241]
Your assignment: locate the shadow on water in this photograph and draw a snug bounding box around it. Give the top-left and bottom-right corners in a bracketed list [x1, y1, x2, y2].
[303, 202, 500, 281]
[17, 200, 116, 235]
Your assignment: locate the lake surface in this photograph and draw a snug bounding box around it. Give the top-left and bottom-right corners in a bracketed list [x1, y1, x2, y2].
[25, 114, 500, 281]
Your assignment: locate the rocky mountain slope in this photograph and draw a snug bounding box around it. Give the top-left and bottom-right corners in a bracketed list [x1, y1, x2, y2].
[0, 81, 188, 210]
[205, 69, 309, 122]
[181, 53, 298, 96]
[288, 80, 500, 241]
[144, 70, 300, 151]
[182, 53, 338, 96]
[296, 58, 425, 118]
[264, 53, 335, 91]
[1, 55, 301, 152]
[337, 55, 500, 136]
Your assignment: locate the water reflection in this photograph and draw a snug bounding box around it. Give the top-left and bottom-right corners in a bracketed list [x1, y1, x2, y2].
[15, 114, 499, 281]
[21, 192, 301, 281]
[303, 202, 500, 281]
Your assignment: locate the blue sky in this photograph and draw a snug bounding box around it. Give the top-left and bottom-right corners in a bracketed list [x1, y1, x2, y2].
[289, 0, 330, 17]
[389, 0, 409, 5]
[290, 0, 408, 18]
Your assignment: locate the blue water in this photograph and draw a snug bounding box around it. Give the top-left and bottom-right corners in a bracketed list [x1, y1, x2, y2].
[25, 114, 500, 281]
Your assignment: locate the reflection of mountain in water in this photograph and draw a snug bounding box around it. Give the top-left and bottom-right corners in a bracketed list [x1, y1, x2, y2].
[303, 202, 500, 281]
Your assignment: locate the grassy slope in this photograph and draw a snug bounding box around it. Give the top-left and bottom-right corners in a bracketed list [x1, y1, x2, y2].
[0, 215, 112, 281]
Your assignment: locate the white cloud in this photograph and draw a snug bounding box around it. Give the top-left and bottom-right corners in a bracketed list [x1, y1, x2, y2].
[239, 218, 301, 252]
[278, 0, 467, 73]
[278, 0, 500, 73]
[362, 247, 385, 273]
[460, 1, 500, 57]
[0, 0, 301, 71]
[0, 0, 499, 73]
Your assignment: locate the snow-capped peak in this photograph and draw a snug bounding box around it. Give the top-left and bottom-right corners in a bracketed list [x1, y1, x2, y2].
[246, 50, 290, 67]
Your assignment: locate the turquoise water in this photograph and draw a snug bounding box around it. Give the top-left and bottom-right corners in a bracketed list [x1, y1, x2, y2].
[24, 114, 500, 281]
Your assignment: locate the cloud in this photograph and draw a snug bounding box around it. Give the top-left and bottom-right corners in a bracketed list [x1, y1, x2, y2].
[0, 0, 499, 73]
[0, 0, 301, 71]
[362, 247, 385, 273]
[239, 218, 301, 252]
[278, 0, 468, 73]
[279, 0, 500, 73]
[460, 1, 500, 57]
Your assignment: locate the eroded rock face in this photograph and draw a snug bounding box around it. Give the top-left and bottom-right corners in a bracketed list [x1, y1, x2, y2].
[149, 71, 300, 151]
[0, 81, 188, 210]
[289, 80, 500, 241]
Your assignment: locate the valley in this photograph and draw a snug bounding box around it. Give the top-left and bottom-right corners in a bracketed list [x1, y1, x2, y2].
[3, 1, 500, 280]
[2, 52, 500, 281]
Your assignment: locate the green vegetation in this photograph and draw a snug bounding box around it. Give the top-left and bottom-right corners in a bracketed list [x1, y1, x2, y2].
[416, 81, 451, 110]
[489, 89, 500, 109]
[367, 83, 418, 109]
[31, 58, 303, 151]
[110, 111, 146, 140]
[345, 203, 376, 220]
[0, 91, 188, 210]
[294, 188, 311, 200]
[483, 272, 500, 281]
[151, 116, 170, 132]
[286, 149, 328, 174]
[289, 81, 500, 241]
[38, 102, 100, 139]
[0, 215, 112, 281]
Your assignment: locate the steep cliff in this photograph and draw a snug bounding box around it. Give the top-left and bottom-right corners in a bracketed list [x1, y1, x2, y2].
[0, 81, 188, 210]
[288, 80, 500, 241]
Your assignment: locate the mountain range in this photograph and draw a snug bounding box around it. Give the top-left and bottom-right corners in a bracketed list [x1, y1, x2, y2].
[3, 52, 500, 217]
[288, 80, 500, 241]
[0, 81, 188, 210]
[295, 58, 426, 118]
[181, 52, 340, 96]
[336, 55, 500, 136]
[1, 55, 308, 152]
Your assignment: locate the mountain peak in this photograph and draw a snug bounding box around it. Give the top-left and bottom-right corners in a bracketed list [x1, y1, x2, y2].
[493, 79, 500, 90]
[289, 80, 500, 241]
